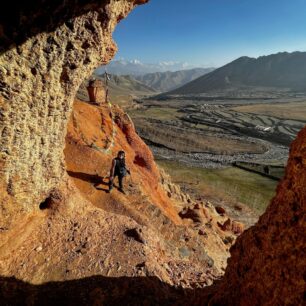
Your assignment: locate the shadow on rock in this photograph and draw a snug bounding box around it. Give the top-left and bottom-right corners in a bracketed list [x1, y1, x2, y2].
[67, 171, 103, 184]
[0, 275, 216, 306]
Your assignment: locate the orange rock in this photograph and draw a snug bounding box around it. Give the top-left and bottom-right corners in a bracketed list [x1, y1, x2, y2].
[194, 203, 200, 209]
[231, 220, 244, 235]
[201, 207, 210, 220]
[198, 229, 207, 236]
[215, 206, 226, 215]
[87, 79, 106, 104]
[179, 208, 202, 223]
[217, 218, 231, 231]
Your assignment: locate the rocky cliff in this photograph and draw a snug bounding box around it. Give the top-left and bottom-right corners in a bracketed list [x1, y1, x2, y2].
[0, 94, 243, 304]
[0, 0, 147, 217]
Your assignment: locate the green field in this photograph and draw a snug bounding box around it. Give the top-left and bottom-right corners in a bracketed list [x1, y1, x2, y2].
[158, 160, 279, 214]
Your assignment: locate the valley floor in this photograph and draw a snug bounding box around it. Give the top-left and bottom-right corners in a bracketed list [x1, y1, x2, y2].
[128, 95, 306, 223]
[157, 160, 277, 227]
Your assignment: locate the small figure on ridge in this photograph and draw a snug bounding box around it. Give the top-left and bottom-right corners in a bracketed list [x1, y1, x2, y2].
[109, 150, 130, 194]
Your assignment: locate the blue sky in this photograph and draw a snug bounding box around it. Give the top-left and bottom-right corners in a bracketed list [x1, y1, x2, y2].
[113, 0, 306, 67]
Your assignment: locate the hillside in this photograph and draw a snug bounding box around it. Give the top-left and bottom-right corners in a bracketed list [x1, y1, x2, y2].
[134, 68, 214, 92]
[104, 74, 156, 96]
[168, 52, 306, 95]
[77, 74, 156, 107]
[0, 96, 245, 304]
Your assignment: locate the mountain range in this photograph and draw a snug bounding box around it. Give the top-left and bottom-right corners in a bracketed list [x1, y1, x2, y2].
[96, 59, 199, 75]
[89, 68, 214, 97]
[168, 51, 306, 95]
[133, 68, 214, 92]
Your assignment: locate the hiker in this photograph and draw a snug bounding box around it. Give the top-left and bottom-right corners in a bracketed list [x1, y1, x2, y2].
[109, 150, 130, 194]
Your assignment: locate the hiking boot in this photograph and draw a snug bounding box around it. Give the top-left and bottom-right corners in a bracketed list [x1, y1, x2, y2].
[118, 188, 126, 195]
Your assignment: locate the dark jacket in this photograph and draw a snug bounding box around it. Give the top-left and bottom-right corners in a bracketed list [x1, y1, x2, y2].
[113, 157, 127, 177]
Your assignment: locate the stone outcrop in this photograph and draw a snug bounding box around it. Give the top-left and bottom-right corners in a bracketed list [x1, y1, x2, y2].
[160, 168, 192, 204]
[0, 0, 147, 215]
[87, 79, 106, 104]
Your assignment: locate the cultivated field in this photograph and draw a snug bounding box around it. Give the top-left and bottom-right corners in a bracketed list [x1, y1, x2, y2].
[135, 118, 267, 154]
[181, 102, 305, 146]
[231, 101, 306, 121]
[127, 95, 306, 218]
[157, 159, 277, 226]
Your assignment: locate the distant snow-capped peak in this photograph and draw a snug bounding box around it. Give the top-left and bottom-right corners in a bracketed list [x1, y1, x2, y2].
[96, 59, 196, 75]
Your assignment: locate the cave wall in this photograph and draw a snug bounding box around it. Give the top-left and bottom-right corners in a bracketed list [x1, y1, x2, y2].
[0, 0, 147, 209]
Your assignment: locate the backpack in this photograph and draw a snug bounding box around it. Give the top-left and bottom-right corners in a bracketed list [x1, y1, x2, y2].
[115, 158, 127, 176]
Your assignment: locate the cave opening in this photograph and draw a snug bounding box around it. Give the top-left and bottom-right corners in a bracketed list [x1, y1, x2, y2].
[39, 196, 53, 210]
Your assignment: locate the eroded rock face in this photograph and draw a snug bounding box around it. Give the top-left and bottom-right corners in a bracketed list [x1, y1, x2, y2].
[0, 0, 147, 210]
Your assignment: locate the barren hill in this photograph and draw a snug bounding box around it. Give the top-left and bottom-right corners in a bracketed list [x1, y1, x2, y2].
[99, 73, 156, 96]
[77, 74, 156, 108]
[168, 51, 306, 95]
[134, 68, 214, 92]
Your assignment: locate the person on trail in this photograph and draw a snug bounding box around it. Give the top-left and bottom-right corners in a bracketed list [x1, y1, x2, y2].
[109, 150, 130, 194]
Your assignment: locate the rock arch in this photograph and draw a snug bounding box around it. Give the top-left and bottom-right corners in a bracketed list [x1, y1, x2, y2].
[0, 1, 304, 304]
